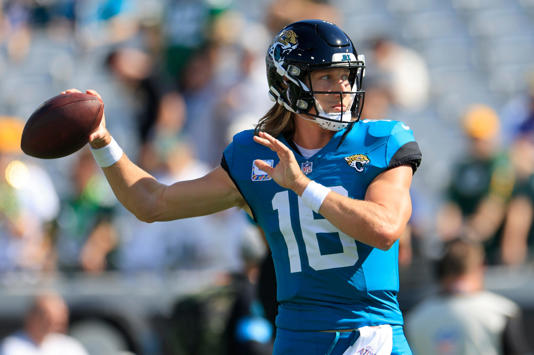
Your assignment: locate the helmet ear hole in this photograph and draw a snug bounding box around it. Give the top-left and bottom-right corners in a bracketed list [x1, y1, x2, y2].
[288, 65, 301, 77]
[296, 100, 308, 110]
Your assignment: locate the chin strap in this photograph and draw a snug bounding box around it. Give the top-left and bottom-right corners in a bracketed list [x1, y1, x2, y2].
[299, 112, 352, 131]
[307, 96, 355, 131]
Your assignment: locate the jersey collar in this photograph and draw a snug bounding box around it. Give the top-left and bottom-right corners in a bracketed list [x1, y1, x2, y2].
[279, 125, 352, 160]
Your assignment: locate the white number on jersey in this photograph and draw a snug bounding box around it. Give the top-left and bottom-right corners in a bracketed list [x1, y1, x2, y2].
[272, 186, 359, 273]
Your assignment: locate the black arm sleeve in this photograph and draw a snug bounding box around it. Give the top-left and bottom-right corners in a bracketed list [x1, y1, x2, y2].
[388, 141, 422, 173]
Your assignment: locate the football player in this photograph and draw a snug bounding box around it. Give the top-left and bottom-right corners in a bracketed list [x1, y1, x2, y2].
[78, 20, 421, 355]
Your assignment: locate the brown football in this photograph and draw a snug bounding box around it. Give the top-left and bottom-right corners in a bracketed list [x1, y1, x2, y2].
[20, 93, 103, 159]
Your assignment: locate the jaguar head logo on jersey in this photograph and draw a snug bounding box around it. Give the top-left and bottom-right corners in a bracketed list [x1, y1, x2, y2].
[344, 154, 370, 172]
[251, 160, 273, 181]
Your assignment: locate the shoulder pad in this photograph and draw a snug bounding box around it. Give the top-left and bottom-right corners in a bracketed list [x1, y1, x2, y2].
[231, 129, 256, 145]
[363, 119, 403, 138]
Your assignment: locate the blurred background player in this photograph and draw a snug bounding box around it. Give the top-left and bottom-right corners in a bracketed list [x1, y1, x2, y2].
[53, 148, 118, 275]
[406, 238, 532, 355]
[0, 117, 59, 274]
[499, 74, 534, 266]
[0, 292, 88, 355]
[436, 105, 515, 264]
[368, 36, 429, 112]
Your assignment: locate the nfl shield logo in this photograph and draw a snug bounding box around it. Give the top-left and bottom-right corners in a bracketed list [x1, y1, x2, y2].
[301, 161, 313, 174]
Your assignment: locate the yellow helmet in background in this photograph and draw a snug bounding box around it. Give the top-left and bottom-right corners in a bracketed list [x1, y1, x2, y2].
[0, 117, 24, 154]
[462, 104, 500, 140]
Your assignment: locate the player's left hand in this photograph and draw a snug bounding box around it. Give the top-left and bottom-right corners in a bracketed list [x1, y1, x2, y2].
[253, 131, 310, 194]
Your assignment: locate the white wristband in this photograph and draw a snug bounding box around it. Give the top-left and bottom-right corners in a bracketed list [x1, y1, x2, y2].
[90, 137, 123, 168]
[301, 181, 331, 213]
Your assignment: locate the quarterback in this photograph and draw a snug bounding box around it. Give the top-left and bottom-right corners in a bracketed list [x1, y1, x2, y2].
[78, 20, 421, 355]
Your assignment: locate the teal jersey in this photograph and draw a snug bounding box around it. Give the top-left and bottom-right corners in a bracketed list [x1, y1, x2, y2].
[222, 119, 422, 331]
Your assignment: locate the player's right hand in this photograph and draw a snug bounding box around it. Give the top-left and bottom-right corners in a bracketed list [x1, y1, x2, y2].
[253, 131, 310, 195]
[61, 88, 111, 149]
[86, 90, 111, 149]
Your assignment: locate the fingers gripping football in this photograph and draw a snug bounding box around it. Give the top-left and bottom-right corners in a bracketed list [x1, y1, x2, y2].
[63, 89, 111, 149]
[61, 88, 111, 148]
[86, 96, 111, 149]
[64, 89, 110, 149]
[61, 88, 111, 149]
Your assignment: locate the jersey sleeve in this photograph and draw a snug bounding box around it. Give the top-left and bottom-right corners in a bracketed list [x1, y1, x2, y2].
[386, 122, 422, 173]
[221, 130, 246, 184]
[220, 130, 259, 222]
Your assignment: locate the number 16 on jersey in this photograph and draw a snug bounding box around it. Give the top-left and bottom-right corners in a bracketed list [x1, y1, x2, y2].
[272, 186, 359, 273]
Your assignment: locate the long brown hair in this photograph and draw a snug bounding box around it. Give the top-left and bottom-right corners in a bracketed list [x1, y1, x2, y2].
[255, 103, 295, 138]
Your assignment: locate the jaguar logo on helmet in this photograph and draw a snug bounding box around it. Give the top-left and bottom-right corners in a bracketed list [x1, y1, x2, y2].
[271, 30, 298, 60]
[344, 154, 370, 172]
[278, 30, 298, 47]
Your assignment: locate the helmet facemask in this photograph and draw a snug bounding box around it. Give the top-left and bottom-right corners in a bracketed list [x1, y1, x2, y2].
[303, 62, 365, 131]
